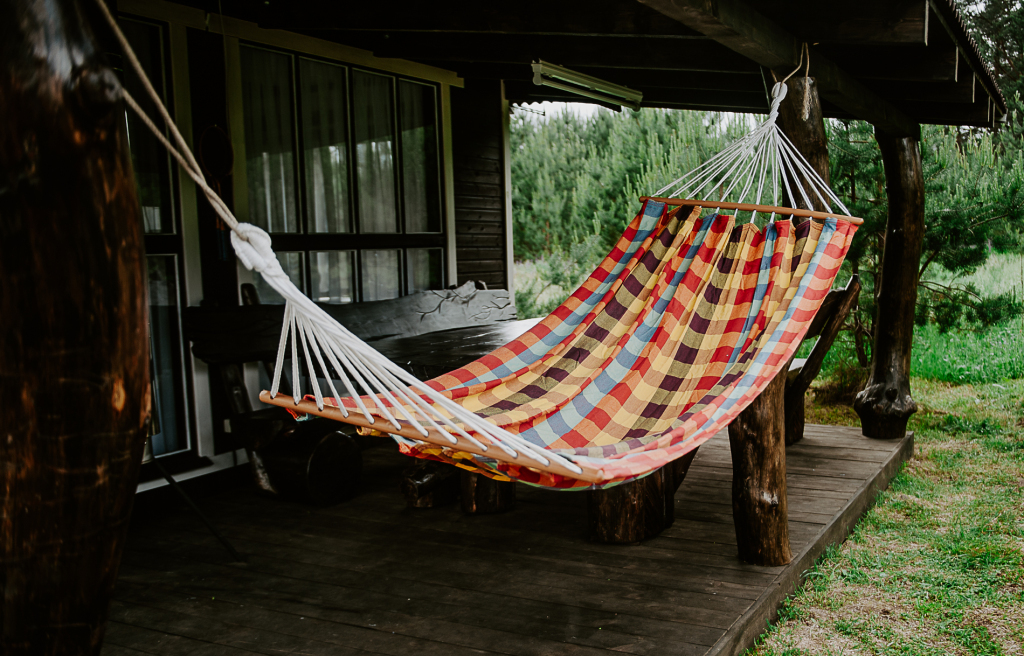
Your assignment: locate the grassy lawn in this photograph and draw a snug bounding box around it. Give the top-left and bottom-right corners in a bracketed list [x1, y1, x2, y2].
[750, 376, 1024, 655]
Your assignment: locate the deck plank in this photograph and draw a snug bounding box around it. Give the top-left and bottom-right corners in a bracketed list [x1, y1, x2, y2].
[105, 426, 912, 656]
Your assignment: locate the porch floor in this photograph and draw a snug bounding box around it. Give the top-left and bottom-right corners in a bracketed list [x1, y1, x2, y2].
[102, 425, 912, 656]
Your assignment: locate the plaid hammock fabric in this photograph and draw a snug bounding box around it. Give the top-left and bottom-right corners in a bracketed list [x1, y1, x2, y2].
[318, 200, 858, 489]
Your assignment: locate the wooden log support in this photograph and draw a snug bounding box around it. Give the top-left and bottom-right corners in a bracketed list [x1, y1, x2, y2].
[728, 375, 792, 565]
[401, 460, 461, 509]
[726, 74, 830, 566]
[586, 449, 697, 544]
[461, 471, 517, 514]
[0, 1, 150, 653]
[854, 131, 925, 439]
[784, 275, 862, 446]
[775, 76, 831, 210]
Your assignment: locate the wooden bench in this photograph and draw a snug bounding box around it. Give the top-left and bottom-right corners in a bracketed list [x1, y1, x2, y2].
[784, 275, 861, 445]
[183, 281, 517, 506]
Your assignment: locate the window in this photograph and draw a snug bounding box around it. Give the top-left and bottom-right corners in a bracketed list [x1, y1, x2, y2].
[239, 45, 445, 305]
[121, 17, 192, 458]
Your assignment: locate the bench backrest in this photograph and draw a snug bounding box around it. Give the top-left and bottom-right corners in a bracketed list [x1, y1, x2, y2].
[184, 281, 517, 366]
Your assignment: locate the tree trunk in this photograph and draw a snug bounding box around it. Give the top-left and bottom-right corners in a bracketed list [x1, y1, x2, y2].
[729, 374, 792, 566]
[784, 276, 862, 445]
[0, 1, 150, 654]
[854, 131, 924, 439]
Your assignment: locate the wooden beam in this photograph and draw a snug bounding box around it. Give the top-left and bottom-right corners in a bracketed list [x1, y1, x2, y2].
[259, 0, 705, 38]
[754, 0, 929, 46]
[636, 0, 921, 137]
[365, 33, 755, 73]
[420, 61, 764, 91]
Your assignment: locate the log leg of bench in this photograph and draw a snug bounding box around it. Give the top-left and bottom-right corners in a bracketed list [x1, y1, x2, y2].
[587, 447, 699, 544]
[401, 460, 461, 509]
[728, 373, 792, 566]
[461, 471, 516, 514]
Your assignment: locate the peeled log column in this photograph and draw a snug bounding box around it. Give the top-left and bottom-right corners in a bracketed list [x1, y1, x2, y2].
[854, 131, 924, 439]
[726, 76, 829, 566]
[0, 1, 150, 654]
[729, 374, 791, 565]
[776, 77, 831, 210]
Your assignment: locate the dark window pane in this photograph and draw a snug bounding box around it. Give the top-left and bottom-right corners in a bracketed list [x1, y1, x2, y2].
[148, 256, 188, 456]
[310, 251, 355, 303]
[407, 248, 443, 293]
[121, 20, 174, 235]
[253, 252, 305, 304]
[241, 46, 298, 233]
[300, 59, 350, 234]
[361, 249, 401, 301]
[399, 81, 441, 233]
[352, 71, 397, 233]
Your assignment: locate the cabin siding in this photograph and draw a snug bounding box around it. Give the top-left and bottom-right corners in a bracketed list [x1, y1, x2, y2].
[450, 79, 509, 290]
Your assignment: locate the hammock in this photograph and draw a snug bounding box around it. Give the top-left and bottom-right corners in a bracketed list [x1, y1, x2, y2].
[98, 0, 860, 490]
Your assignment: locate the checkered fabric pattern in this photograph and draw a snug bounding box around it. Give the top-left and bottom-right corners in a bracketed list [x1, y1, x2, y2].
[325, 200, 858, 489]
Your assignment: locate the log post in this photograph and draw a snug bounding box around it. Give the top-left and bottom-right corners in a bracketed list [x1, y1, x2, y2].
[854, 131, 924, 439]
[461, 471, 516, 514]
[726, 75, 829, 566]
[729, 373, 792, 565]
[1, 1, 150, 654]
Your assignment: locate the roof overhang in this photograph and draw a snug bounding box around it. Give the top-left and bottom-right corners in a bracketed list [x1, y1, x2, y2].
[204, 0, 1006, 135]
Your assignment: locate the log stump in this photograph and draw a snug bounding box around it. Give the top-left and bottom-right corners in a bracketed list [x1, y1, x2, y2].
[728, 373, 792, 566]
[461, 471, 516, 514]
[587, 449, 699, 544]
[401, 460, 461, 509]
[1, 1, 150, 652]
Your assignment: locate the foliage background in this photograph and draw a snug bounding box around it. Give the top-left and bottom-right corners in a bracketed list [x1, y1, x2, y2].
[510, 105, 1024, 377]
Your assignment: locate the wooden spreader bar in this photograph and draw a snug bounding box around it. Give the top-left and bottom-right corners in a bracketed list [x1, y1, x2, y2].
[259, 391, 606, 483]
[640, 196, 865, 225]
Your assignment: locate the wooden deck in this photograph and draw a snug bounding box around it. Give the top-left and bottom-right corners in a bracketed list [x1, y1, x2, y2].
[103, 425, 912, 656]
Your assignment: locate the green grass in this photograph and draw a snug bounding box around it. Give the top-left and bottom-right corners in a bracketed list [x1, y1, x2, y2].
[912, 252, 1024, 384]
[749, 378, 1024, 656]
[911, 321, 1024, 384]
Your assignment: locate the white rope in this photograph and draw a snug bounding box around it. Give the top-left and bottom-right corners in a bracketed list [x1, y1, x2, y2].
[654, 81, 853, 223]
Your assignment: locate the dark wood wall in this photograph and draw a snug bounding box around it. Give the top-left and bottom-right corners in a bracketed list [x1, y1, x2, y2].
[449, 79, 509, 290]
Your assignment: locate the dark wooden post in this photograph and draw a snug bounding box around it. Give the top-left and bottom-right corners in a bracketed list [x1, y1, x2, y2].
[586, 449, 698, 544]
[729, 375, 791, 564]
[775, 77, 831, 208]
[854, 131, 924, 439]
[0, 1, 150, 654]
[461, 471, 516, 514]
[726, 75, 829, 566]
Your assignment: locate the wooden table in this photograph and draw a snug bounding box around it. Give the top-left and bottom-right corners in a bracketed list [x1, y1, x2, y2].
[369, 318, 541, 380]
[367, 317, 687, 542]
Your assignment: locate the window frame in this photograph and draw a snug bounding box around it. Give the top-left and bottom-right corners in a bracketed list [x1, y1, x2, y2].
[118, 14, 199, 469]
[235, 42, 448, 304]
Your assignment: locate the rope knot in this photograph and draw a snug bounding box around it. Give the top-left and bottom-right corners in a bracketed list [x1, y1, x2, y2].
[231, 223, 284, 278]
[767, 82, 788, 123]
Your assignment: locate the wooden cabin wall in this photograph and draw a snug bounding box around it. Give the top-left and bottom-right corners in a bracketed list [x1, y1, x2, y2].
[450, 79, 509, 290]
